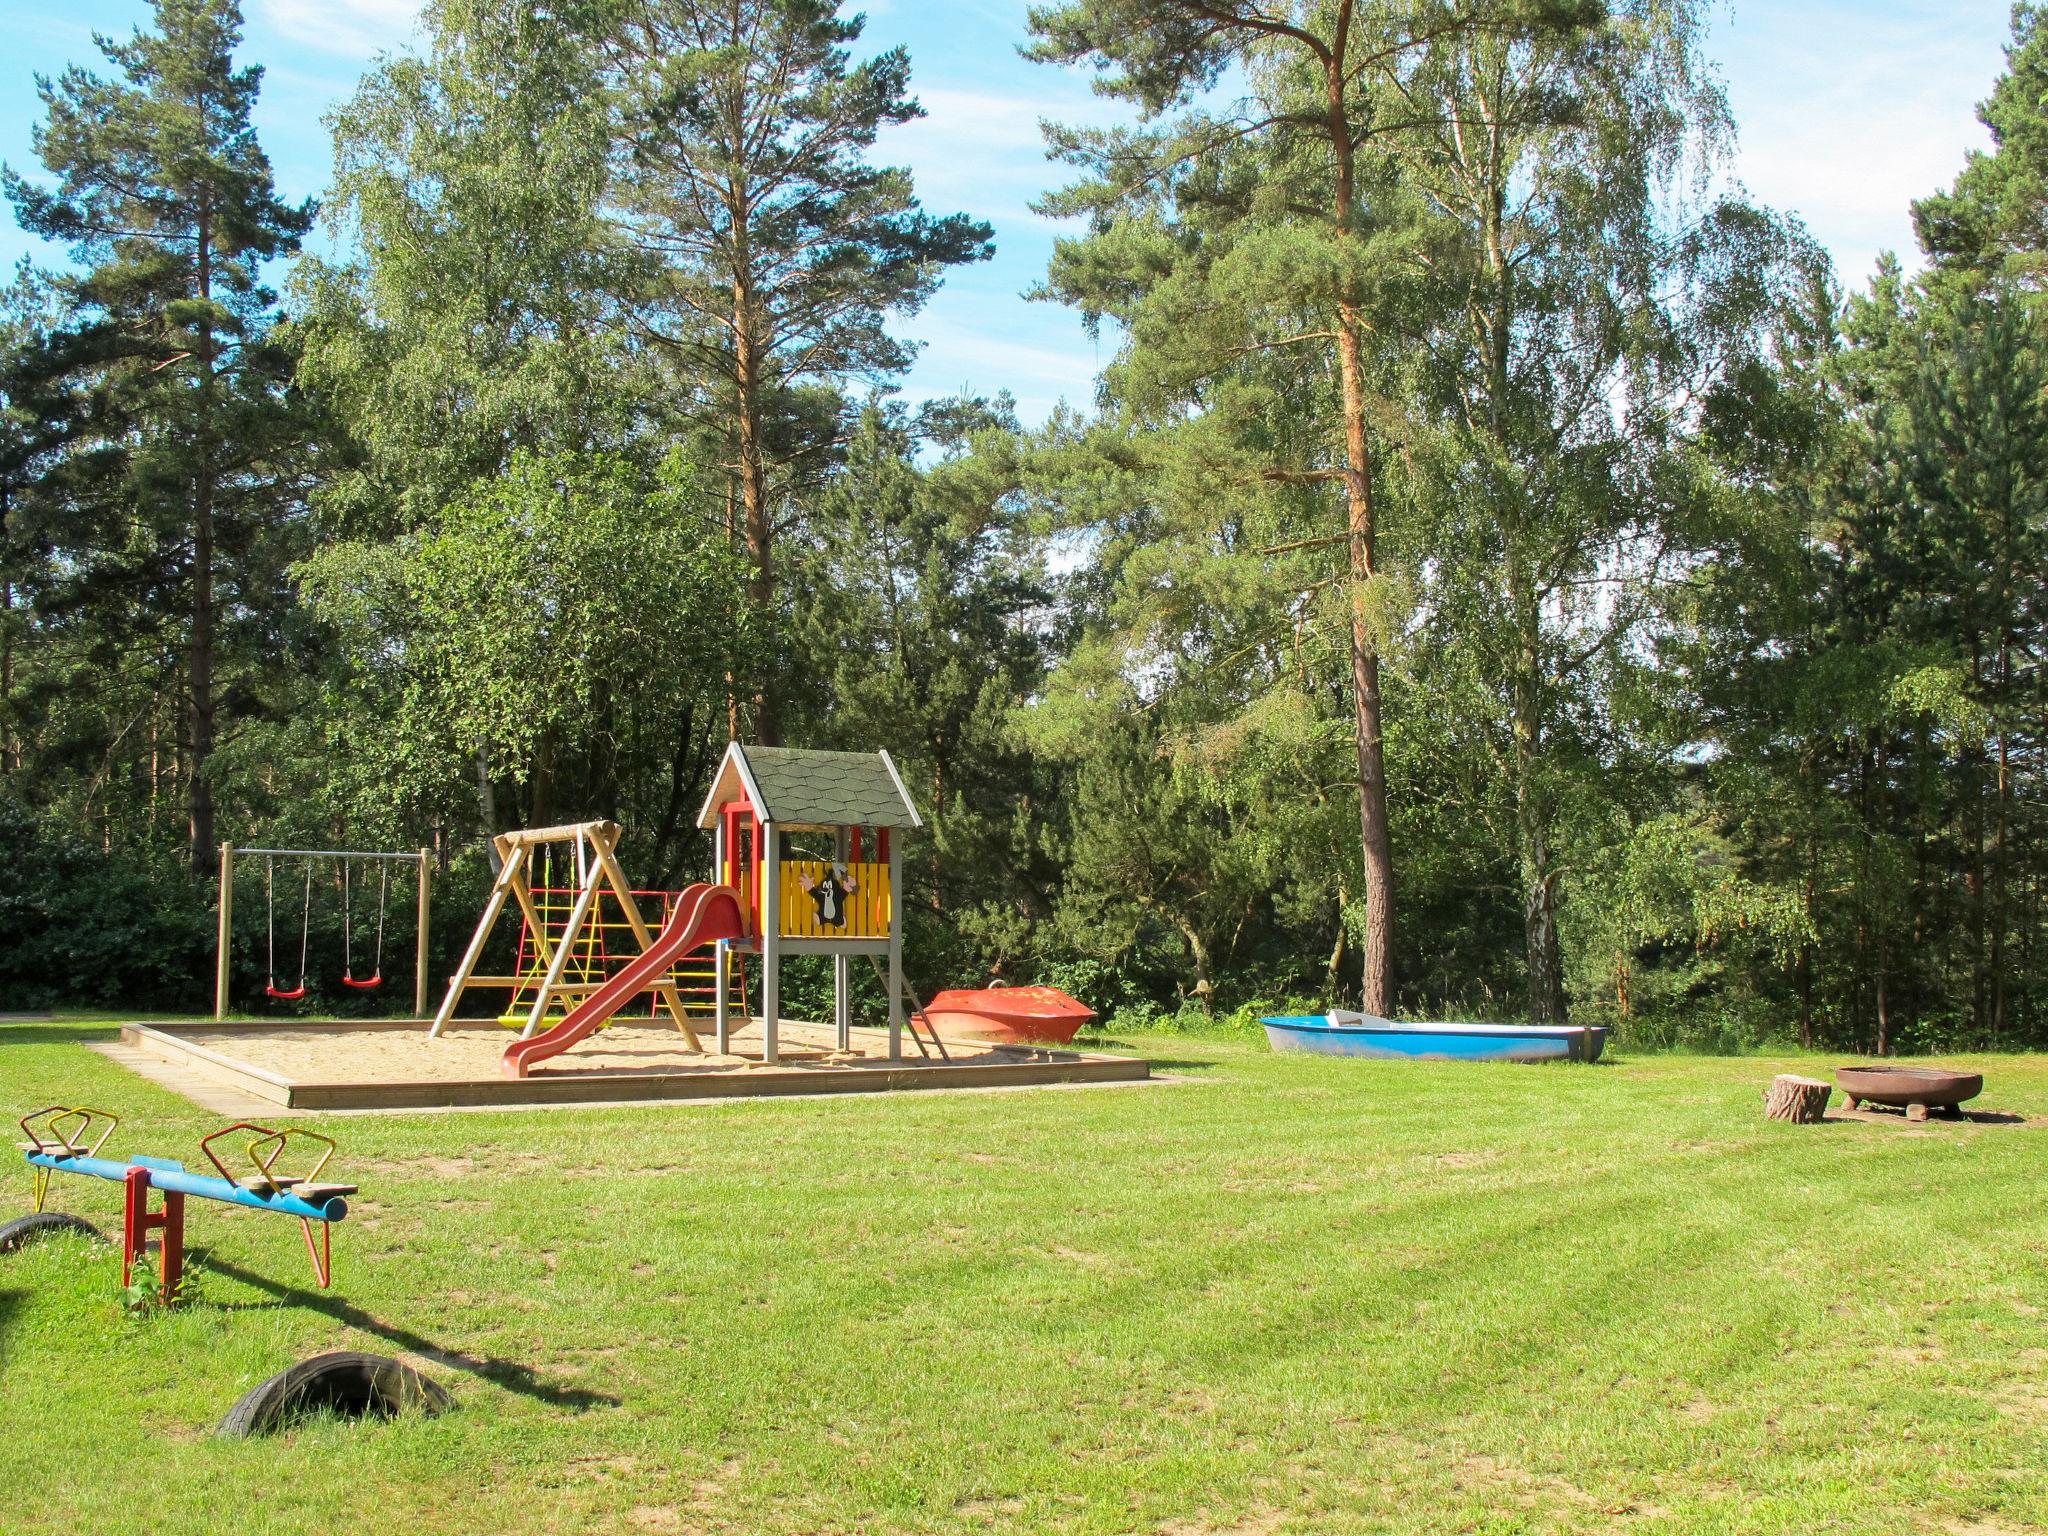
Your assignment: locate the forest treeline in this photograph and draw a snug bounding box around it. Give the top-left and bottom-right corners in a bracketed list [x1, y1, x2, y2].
[3, 0, 2045, 1052]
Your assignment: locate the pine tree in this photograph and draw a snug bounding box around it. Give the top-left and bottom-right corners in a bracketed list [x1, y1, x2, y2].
[1025, 0, 1596, 1013]
[3, 0, 312, 868]
[600, 0, 993, 743]
[1914, 3, 2048, 286]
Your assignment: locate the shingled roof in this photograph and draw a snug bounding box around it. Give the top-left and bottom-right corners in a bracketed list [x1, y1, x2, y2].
[697, 744, 922, 830]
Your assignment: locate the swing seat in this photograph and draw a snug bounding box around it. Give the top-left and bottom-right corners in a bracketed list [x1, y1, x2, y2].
[341, 973, 384, 991]
[265, 982, 308, 1000]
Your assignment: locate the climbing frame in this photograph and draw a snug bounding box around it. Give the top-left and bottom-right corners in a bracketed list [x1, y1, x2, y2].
[427, 820, 700, 1049]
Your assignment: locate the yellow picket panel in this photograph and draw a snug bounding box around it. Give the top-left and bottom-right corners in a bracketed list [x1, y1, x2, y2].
[778, 859, 890, 939]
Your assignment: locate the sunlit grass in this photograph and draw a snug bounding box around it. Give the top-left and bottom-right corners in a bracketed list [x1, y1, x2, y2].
[1, 1017, 2043, 1534]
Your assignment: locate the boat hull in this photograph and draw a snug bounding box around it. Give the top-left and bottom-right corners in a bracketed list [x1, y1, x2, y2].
[1261, 1014, 1606, 1063]
[922, 986, 1095, 1045]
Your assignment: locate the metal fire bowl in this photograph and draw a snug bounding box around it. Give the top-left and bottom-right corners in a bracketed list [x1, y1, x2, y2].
[1835, 1065, 1983, 1110]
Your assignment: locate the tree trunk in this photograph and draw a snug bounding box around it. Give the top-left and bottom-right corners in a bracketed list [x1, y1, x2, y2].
[732, 269, 778, 746]
[1992, 636, 2010, 1039]
[0, 555, 15, 775]
[187, 205, 217, 873]
[1175, 916, 1215, 1017]
[1326, 881, 1350, 1000]
[1324, 15, 1394, 1016]
[1796, 842, 1817, 1049]
[475, 746, 501, 871]
[723, 481, 740, 743]
[1509, 573, 1566, 1024]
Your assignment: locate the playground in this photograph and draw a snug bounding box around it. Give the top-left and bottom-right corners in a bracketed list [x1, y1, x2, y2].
[176, 747, 1147, 1110]
[8, 742, 2043, 1536]
[4, 1018, 2045, 1536]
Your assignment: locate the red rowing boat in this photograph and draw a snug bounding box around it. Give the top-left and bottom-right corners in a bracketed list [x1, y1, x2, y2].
[920, 985, 1096, 1045]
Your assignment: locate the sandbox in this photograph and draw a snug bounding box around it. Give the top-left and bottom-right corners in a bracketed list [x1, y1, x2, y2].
[110, 1017, 1149, 1111]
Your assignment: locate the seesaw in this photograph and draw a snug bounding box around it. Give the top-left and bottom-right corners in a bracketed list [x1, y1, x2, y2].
[11, 1105, 357, 1300]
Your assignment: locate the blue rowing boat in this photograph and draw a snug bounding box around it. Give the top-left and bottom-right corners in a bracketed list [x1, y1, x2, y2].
[1261, 1012, 1606, 1063]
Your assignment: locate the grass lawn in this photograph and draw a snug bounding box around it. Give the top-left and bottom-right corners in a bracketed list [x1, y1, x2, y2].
[1, 1017, 2044, 1535]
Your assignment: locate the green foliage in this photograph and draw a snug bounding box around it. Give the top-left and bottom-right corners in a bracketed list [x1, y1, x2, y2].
[0, 793, 212, 1011]
[301, 0, 628, 536]
[1914, 2, 2048, 284]
[6, 0, 2048, 1062]
[297, 450, 754, 881]
[2, 0, 314, 870]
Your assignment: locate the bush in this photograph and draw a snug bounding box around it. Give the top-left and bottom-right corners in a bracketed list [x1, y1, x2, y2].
[0, 796, 213, 1011]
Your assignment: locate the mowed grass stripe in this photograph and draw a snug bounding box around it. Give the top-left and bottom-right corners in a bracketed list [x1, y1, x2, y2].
[0, 1019, 2042, 1533]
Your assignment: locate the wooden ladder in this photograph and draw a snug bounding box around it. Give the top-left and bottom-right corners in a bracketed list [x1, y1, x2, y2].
[865, 954, 950, 1062]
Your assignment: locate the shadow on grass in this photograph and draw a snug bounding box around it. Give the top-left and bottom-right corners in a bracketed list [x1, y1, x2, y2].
[1832, 1106, 2034, 1127]
[0, 1022, 123, 1046]
[0, 1287, 22, 1346]
[196, 1253, 620, 1412]
[1076, 1037, 1227, 1072]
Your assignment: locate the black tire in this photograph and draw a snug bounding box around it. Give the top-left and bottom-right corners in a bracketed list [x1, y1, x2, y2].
[216, 1351, 453, 1438]
[0, 1211, 106, 1252]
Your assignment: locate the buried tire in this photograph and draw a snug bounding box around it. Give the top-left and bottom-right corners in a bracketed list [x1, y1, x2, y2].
[217, 1351, 453, 1438]
[0, 1211, 106, 1252]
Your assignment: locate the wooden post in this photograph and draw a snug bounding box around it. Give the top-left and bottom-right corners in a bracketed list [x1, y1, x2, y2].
[833, 826, 850, 1052]
[833, 953, 850, 1053]
[713, 817, 731, 1055]
[430, 839, 526, 1038]
[761, 827, 780, 1065]
[714, 942, 732, 1055]
[214, 842, 235, 1020]
[1763, 1074, 1832, 1124]
[886, 831, 904, 1062]
[414, 847, 431, 1019]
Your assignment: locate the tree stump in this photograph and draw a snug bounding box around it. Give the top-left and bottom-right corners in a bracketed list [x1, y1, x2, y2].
[1763, 1074, 1832, 1123]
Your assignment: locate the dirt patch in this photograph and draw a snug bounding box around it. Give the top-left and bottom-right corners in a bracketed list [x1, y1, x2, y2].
[1452, 1453, 1671, 1521]
[1156, 1508, 1284, 1536]
[1434, 1151, 1501, 1170]
[1049, 1244, 1111, 1267]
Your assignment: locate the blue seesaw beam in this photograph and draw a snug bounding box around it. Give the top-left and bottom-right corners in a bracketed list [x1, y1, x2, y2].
[23, 1151, 348, 1222]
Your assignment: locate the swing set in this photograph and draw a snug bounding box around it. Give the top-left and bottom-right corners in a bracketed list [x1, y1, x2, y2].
[429, 820, 699, 1042]
[213, 844, 432, 1019]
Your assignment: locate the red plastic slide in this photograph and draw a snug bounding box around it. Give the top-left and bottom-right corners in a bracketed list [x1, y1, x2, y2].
[501, 883, 748, 1079]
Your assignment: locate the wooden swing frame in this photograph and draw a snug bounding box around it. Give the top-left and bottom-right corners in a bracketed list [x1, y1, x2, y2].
[426, 820, 700, 1049]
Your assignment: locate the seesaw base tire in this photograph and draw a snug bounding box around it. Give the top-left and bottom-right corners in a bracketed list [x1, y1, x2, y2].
[217, 1351, 453, 1437]
[0, 1211, 106, 1252]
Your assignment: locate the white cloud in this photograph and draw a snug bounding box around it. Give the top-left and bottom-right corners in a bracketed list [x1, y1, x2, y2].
[876, 79, 1128, 228]
[251, 0, 422, 59]
[1713, 0, 2009, 286]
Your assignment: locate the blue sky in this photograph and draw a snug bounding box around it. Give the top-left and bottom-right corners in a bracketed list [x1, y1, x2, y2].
[0, 1, 2021, 425]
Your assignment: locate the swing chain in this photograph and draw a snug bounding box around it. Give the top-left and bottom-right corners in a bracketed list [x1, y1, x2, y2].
[266, 854, 276, 989]
[297, 862, 312, 987]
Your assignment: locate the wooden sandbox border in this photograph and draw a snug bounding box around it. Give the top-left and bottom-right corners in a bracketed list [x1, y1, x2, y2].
[115, 1019, 1151, 1111]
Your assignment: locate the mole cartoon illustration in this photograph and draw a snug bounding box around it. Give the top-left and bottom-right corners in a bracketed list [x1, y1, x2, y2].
[797, 861, 858, 928]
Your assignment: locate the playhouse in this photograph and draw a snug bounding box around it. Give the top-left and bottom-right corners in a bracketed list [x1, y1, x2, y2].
[701, 743, 922, 1065]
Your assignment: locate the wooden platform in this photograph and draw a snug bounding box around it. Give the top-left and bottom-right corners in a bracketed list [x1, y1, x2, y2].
[111, 1017, 1150, 1111]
